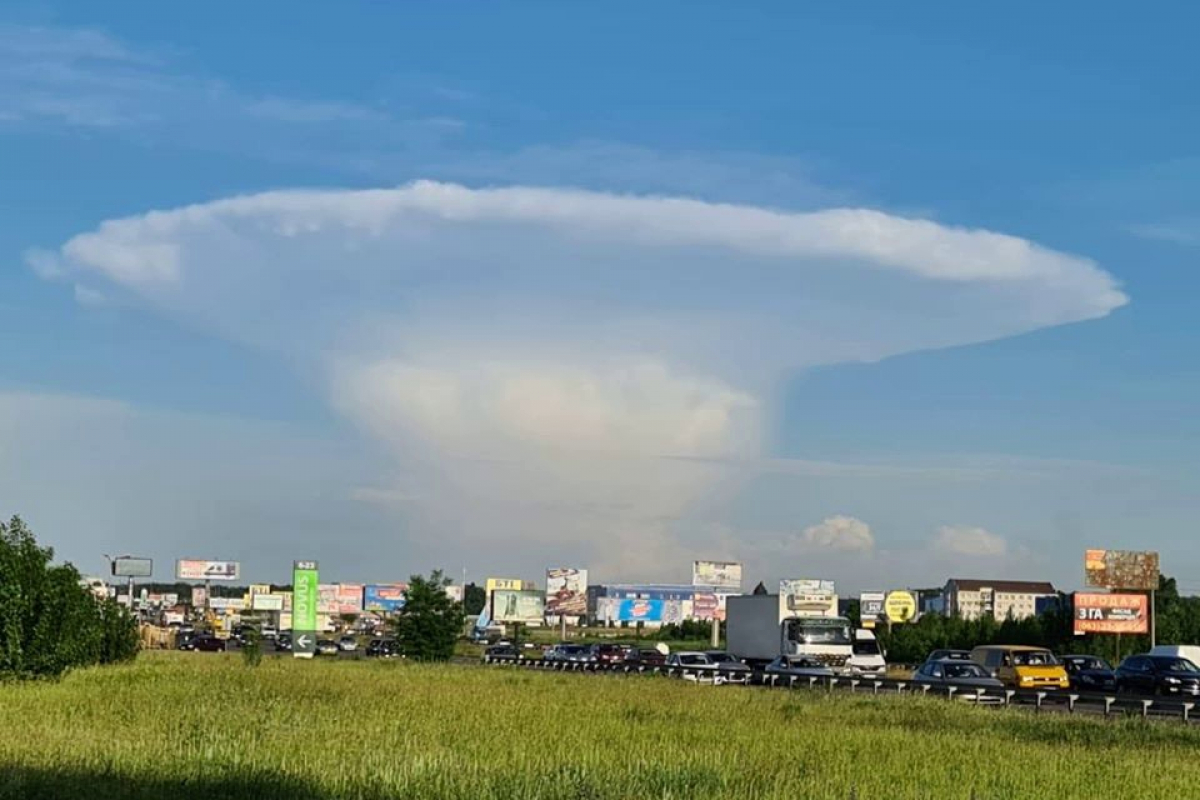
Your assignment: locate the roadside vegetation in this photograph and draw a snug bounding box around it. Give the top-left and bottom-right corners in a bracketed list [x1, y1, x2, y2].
[0, 516, 138, 679]
[2, 653, 1198, 799]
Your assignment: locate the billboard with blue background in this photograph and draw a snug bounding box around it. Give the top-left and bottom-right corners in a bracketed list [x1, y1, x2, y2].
[364, 584, 407, 613]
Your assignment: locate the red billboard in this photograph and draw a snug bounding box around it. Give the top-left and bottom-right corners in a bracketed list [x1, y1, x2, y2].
[1074, 592, 1149, 635]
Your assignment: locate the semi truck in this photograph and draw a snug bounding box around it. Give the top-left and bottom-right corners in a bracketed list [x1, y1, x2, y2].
[726, 594, 855, 672]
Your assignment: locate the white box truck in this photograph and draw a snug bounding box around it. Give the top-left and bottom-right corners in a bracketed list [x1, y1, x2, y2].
[726, 594, 855, 672]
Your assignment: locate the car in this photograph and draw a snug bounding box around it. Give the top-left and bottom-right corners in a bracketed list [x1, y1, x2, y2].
[260, 624, 278, 639]
[913, 659, 1004, 692]
[316, 639, 340, 656]
[190, 634, 226, 653]
[764, 656, 835, 682]
[1061, 655, 1117, 692]
[926, 649, 973, 663]
[588, 643, 628, 665]
[366, 638, 402, 658]
[176, 630, 198, 651]
[1116, 654, 1200, 696]
[666, 652, 725, 682]
[544, 644, 593, 664]
[274, 633, 293, 652]
[705, 650, 753, 683]
[338, 635, 358, 652]
[483, 643, 520, 661]
[970, 645, 1069, 690]
[623, 648, 667, 669]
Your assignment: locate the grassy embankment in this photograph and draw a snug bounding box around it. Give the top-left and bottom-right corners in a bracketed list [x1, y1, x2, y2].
[1, 652, 1196, 799]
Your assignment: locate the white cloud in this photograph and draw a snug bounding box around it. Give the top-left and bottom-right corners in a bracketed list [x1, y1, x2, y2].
[932, 525, 1008, 557]
[1127, 219, 1200, 247]
[29, 181, 1126, 576]
[801, 516, 875, 552]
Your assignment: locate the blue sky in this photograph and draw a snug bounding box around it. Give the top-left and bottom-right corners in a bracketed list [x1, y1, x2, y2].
[1, 3, 1197, 593]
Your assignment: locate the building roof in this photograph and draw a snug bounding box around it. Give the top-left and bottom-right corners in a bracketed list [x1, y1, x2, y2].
[946, 579, 1056, 595]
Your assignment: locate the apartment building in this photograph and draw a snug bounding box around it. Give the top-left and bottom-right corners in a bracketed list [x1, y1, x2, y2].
[942, 579, 1056, 621]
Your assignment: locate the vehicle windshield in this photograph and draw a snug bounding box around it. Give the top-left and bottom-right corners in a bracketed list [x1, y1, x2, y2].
[678, 655, 708, 665]
[1012, 651, 1058, 666]
[786, 620, 851, 646]
[944, 663, 987, 679]
[1153, 657, 1200, 674]
[707, 653, 735, 663]
[853, 639, 880, 655]
[1068, 657, 1109, 671]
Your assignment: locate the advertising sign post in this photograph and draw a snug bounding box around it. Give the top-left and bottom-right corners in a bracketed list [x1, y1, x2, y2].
[292, 560, 319, 659]
[1085, 549, 1160, 647]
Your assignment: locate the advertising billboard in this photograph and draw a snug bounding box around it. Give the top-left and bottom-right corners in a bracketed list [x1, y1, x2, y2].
[780, 579, 837, 618]
[176, 559, 240, 581]
[209, 597, 245, 611]
[691, 593, 720, 621]
[693, 561, 742, 590]
[884, 591, 918, 623]
[191, 586, 207, 607]
[445, 585, 464, 603]
[317, 584, 340, 615]
[486, 578, 524, 595]
[616, 598, 665, 622]
[336, 584, 364, 615]
[1085, 550, 1160, 591]
[491, 589, 545, 623]
[292, 560, 319, 658]
[111, 557, 153, 578]
[363, 584, 408, 613]
[859, 592, 886, 628]
[1074, 592, 1149, 635]
[252, 593, 284, 611]
[546, 568, 588, 616]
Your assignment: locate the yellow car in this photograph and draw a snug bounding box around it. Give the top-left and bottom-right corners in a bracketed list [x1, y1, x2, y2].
[970, 645, 1069, 690]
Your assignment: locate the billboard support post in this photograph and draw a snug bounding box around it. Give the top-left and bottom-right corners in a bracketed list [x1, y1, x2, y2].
[127, 576, 134, 611]
[710, 617, 720, 648]
[1151, 590, 1157, 649]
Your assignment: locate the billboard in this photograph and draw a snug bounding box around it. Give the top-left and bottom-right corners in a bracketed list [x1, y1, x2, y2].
[336, 584, 364, 615]
[1085, 549, 1160, 591]
[252, 593, 284, 611]
[317, 584, 340, 615]
[491, 589, 545, 623]
[780, 579, 837, 618]
[859, 592, 886, 628]
[546, 568, 588, 616]
[111, 557, 152, 578]
[292, 560, 319, 658]
[486, 578, 524, 595]
[1074, 592, 1149, 635]
[616, 598, 665, 622]
[364, 584, 408, 613]
[884, 591, 918, 623]
[191, 586, 207, 607]
[176, 559, 240, 581]
[445, 585, 463, 603]
[693, 561, 742, 590]
[209, 597, 245, 611]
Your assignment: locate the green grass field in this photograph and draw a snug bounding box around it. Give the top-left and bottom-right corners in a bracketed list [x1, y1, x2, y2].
[1, 653, 1197, 800]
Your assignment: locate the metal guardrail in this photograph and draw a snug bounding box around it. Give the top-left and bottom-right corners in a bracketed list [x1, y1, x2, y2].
[480, 655, 1199, 724]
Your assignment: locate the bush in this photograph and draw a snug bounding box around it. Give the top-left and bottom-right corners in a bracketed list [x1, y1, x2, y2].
[241, 628, 263, 668]
[0, 515, 139, 679]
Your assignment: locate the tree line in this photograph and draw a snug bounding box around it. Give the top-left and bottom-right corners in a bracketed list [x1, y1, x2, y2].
[874, 576, 1198, 665]
[0, 516, 139, 679]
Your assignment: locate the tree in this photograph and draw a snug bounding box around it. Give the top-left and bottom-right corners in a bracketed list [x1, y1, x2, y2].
[463, 583, 486, 616]
[0, 515, 138, 678]
[392, 570, 465, 661]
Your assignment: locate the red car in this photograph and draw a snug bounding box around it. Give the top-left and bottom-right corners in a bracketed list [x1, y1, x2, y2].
[624, 648, 666, 669]
[588, 643, 629, 665]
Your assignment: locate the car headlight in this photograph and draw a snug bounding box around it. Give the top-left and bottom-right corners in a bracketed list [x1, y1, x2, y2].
[1165, 677, 1182, 685]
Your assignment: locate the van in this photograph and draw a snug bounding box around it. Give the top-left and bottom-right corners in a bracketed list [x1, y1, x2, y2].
[970, 645, 1069, 690]
[847, 629, 887, 676]
[1149, 645, 1200, 667]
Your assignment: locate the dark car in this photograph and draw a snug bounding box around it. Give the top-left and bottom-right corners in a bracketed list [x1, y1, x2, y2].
[926, 649, 973, 663]
[624, 648, 667, 669]
[588, 643, 628, 665]
[705, 650, 753, 683]
[190, 634, 226, 653]
[1061, 655, 1117, 692]
[274, 633, 293, 652]
[1116, 655, 1200, 696]
[367, 638, 402, 658]
[176, 630, 198, 651]
[544, 644, 594, 665]
[913, 659, 1004, 692]
[482, 643, 520, 661]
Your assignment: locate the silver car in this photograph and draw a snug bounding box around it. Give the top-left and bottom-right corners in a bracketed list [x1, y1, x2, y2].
[764, 656, 835, 683]
[705, 650, 753, 684]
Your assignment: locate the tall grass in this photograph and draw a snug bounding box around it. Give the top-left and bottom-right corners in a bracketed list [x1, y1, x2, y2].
[0, 652, 1196, 799]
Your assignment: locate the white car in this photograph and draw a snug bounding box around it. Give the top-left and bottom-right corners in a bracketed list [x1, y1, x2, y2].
[666, 652, 724, 683]
[338, 635, 358, 652]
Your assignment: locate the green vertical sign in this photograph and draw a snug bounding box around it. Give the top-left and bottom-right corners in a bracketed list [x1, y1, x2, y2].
[292, 560, 319, 659]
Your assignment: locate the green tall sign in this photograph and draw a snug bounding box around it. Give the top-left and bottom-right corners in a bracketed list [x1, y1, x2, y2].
[292, 560, 319, 659]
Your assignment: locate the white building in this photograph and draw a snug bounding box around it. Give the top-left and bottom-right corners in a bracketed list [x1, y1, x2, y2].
[942, 579, 1056, 621]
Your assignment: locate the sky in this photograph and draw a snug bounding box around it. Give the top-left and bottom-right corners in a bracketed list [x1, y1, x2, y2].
[1, 3, 1198, 594]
